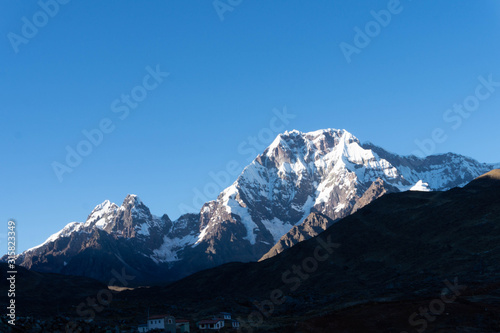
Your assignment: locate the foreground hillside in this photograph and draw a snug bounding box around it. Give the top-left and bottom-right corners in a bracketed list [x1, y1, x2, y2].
[0, 263, 106, 321]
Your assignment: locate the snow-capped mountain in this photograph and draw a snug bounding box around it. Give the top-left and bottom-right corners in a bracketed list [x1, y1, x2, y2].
[13, 194, 175, 284]
[194, 129, 497, 261]
[6, 129, 498, 284]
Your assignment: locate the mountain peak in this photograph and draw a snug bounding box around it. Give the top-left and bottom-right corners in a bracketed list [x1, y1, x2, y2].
[85, 199, 119, 228]
[282, 129, 302, 136]
[123, 194, 143, 206]
[281, 128, 348, 138]
[265, 128, 347, 161]
[90, 199, 114, 213]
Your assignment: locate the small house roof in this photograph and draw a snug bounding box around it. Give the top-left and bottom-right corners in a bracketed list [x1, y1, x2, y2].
[199, 318, 224, 324]
[149, 314, 171, 320]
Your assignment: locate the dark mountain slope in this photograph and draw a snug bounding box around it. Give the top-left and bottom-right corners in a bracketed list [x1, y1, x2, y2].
[0, 263, 107, 318]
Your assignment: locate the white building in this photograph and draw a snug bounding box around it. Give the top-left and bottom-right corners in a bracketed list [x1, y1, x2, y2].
[230, 319, 240, 328]
[219, 312, 231, 320]
[219, 312, 240, 329]
[197, 318, 224, 330]
[146, 314, 176, 333]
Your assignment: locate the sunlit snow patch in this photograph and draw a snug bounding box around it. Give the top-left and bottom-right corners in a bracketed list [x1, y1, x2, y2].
[409, 180, 431, 192]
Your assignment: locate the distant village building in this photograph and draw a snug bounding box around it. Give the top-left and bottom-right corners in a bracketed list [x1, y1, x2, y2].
[197, 318, 224, 330]
[219, 312, 231, 320]
[176, 319, 190, 332]
[197, 312, 240, 331]
[230, 319, 240, 328]
[137, 314, 176, 333]
[219, 312, 240, 329]
[136, 312, 237, 332]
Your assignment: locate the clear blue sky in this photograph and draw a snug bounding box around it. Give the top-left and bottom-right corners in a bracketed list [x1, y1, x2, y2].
[2, 1, 500, 252]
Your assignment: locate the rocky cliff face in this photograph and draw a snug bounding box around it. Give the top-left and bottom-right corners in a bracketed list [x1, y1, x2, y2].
[260, 178, 396, 261]
[5, 129, 498, 285]
[259, 212, 335, 261]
